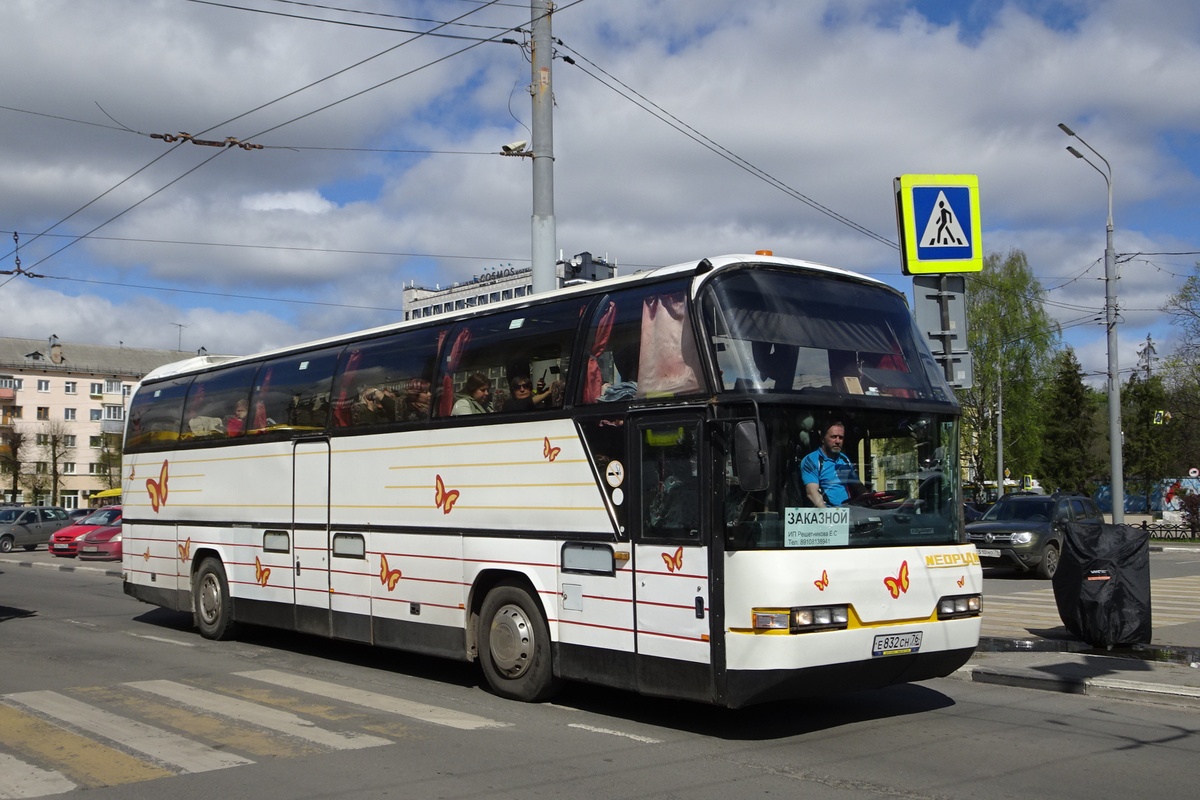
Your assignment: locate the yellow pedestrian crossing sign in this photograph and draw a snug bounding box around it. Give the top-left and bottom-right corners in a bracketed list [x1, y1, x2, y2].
[895, 174, 983, 274]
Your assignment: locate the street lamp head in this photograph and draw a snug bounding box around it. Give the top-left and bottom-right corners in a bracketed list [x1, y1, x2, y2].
[1058, 122, 1076, 137]
[1066, 145, 1085, 159]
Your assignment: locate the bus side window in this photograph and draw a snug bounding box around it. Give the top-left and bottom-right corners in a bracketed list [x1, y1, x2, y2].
[182, 363, 258, 440]
[248, 347, 342, 435]
[330, 330, 440, 428]
[125, 376, 193, 451]
[580, 279, 705, 404]
[435, 299, 584, 418]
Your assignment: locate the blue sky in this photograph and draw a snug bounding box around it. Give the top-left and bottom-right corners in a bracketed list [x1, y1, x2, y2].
[2, 0, 1198, 385]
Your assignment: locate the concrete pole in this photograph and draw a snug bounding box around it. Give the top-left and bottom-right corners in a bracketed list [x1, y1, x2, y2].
[1059, 123, 1123, 523]
[996, 376, 1003, 500]
[530, 0, 556, 294]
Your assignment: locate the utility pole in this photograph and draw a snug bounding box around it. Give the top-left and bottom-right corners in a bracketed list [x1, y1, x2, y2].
[529, 0, 556, 294]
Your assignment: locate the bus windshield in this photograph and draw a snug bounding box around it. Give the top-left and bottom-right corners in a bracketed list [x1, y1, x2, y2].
[701, 267, 955, 402]
[723, 408, 961, 550]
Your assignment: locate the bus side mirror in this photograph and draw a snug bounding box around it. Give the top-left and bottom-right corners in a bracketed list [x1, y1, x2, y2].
[733, 420, 770, 492]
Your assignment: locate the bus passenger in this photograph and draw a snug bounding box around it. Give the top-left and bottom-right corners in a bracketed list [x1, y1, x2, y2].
[451, 373, 491, 416]
[400, 379, 432, 421]
[502, 374, 556, 412]
[225, 399, 248, 437]
[800, 422, 863, 508]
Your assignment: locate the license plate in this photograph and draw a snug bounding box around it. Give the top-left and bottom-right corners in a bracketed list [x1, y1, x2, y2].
[977, 548, 1000, 558]
[82, 546, 98, 553]
[872, 631, 922, 657]
[52, 543, 68, 549]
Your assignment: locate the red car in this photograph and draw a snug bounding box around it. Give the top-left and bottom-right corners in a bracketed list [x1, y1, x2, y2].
[76, 524, 122, 562]
[48, 506, 122, 557]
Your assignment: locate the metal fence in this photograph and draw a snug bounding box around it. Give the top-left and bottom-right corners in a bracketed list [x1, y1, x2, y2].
[1142, 521, 1199, 540]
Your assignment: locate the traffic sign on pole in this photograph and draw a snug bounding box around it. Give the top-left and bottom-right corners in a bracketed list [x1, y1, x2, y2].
[895, 174, 983, 275]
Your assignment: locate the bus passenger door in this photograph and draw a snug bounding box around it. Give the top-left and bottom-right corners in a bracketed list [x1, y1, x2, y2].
[293, 438, 331, 636]
[631, 416, 713, 701]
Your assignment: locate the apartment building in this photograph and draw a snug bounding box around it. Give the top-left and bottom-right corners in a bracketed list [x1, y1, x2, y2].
[0, 337, 193, 508]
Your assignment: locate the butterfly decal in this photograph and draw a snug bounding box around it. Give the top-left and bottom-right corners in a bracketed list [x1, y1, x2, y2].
[957, 575, 965, 588]
[380, 554, 402, 591]
[177, 537, 191, 563]
[884, 560, 910, 599]
[434, 474, 460, 514]
[661, 545, 684, 573]
[146, 459, 169, 512]
[254, 556, 271, 588]
[142, 548, 151, 562]
[814, 569, 830, 591]
[543, 436, 561, 462]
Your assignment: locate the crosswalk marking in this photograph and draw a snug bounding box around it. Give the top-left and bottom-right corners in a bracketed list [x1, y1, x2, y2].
[236, 669, 511, 731]
[0, 752, 74, 799]
[126, 680, 391, 749]
[981, 574, 1200, 639]
[0, 702, 172, 788]
[3, 691, 253, 774]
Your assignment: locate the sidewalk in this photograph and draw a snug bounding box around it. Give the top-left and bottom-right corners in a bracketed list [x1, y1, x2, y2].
[951, 646, 1200, 710]
[950, 541, 1200, 709]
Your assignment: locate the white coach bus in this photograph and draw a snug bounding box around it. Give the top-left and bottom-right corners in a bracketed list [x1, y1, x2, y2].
[121, 252, 981, 708]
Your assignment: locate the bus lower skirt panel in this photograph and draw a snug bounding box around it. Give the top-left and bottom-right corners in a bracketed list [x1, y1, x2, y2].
[723, 647, 976, 708]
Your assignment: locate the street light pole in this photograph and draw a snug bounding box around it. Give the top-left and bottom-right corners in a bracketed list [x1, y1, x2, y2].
[1058, 122, 1124, 523]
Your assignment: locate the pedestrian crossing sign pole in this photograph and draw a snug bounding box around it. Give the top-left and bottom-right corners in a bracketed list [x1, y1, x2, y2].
[895, 174, 983, 275]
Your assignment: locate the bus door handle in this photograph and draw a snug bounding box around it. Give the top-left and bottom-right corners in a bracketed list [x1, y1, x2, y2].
[695, 596, 705, 619]
[295, 560, 301, 576]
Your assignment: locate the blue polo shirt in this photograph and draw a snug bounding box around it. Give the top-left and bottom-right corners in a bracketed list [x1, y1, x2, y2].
[799, 449, 859, 506]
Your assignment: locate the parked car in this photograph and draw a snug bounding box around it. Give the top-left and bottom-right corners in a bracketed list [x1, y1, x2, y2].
[76, 524, 122, 562]
[48, 506, 123, 558]
[966, 493, 1103, 579]
[0, 506, 73, 552]
[67, 508, 92, 521]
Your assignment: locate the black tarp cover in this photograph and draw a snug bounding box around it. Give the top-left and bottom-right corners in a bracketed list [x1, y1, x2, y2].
[1053, 522, 1152, 647]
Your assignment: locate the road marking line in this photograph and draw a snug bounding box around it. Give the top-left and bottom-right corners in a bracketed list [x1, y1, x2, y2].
[126, 680, 390, 750]
[0, 752, 76, 798]
[568, 723, 661, 743]
[236, 669, 511, 730]
[3, 691, 253, 773]
[124, 632, 196, 646]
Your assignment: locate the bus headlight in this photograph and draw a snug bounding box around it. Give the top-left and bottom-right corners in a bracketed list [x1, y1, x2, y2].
[752, 605, 849, 633]
[937, 594, 982, 619]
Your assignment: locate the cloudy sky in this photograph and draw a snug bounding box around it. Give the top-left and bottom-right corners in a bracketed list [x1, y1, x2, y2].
[3, 0, 1198, 385]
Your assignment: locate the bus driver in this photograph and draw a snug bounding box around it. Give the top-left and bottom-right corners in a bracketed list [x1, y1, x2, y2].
[801, 422, 863, 508]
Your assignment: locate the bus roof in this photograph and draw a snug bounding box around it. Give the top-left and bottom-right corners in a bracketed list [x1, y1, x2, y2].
[139, 253, 894, 384]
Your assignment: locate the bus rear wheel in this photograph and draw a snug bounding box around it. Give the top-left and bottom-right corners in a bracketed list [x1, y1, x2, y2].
[479, 583, 560, 702]
[193, 558, 237, 640]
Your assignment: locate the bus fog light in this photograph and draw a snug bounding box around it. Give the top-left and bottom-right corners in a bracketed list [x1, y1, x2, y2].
[753, 610, 790, 630]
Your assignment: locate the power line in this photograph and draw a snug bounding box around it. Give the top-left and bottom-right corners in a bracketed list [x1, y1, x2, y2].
[3, 1, 514, 273]
[554, 40, 899, 251]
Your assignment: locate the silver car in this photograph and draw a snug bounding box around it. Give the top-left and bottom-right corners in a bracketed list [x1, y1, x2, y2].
[0, 506, 73, 552]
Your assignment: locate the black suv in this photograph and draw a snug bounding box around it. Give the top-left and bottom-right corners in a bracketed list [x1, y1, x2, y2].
[966, 493, 1103, 579]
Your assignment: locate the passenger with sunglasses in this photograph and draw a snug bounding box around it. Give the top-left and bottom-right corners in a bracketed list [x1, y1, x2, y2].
[502, 374, 555, 412]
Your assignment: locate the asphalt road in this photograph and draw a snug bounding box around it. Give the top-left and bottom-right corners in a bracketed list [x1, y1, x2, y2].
[3, 554, 1200, 799]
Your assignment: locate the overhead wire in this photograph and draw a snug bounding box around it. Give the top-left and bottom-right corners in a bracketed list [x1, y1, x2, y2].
[554, 40, 900, 251]
[4, 0, 516, 274]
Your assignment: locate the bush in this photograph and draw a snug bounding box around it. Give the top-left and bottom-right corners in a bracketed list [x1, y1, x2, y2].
[1181, 493, 1200, 535]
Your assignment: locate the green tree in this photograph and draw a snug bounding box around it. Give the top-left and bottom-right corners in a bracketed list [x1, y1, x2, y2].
[1038, 348, 1100, 493]
[1162, 263, 1200, 474]
[960, 250, 1060, 496]
[1122, 372, 1170, 511]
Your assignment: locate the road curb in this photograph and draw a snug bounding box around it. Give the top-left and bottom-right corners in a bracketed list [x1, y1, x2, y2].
[951, 663, 1200, 709]
[0, 556, 121, 579]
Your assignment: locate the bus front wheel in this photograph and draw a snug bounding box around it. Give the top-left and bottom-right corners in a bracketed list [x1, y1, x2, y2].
[479, 583, 560, 702]
[193, 558, 237, 640]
